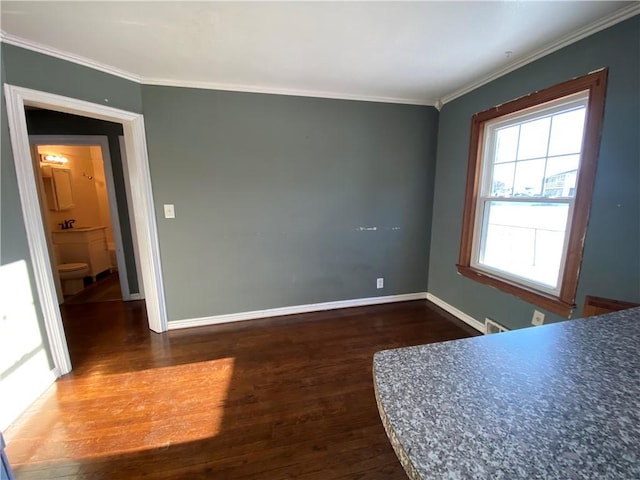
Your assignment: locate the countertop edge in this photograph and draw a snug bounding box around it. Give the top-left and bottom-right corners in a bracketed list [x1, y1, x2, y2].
[373, 360, 421, 480]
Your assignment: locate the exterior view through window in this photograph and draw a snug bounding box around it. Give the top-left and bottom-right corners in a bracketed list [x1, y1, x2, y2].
[458, 70, 607, 316]
[476, 93, 586, 292]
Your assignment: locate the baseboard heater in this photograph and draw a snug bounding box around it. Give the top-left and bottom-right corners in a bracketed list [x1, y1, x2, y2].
[484, 318, 508, 334]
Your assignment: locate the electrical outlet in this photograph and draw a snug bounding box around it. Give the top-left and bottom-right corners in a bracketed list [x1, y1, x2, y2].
[164, 204, 175, 219]
[532, 310, 545, 326]
[376, 278, 384, 289]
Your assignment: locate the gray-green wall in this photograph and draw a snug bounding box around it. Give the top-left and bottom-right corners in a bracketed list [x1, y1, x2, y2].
[1, 44, 143, 377]
[428, 16, 640, 329]
[142, 86, 438, 320]
[2, 15, 638, 335]
[2, 44, 143, 113]
[1, 43, 438, 327]
[1, 44, 56, 371]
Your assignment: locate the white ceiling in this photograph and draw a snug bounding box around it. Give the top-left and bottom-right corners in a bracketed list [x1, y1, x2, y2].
[1, 1, 637, 106]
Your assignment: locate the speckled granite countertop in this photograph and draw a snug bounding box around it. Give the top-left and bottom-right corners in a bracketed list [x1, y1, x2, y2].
[373, 307, 640, 479]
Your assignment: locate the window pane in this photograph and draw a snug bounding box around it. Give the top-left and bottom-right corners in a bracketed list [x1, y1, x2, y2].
[513, 159, 545, 196]
[548, 108, 585, 156]
[495, 125, 519, 163]
[543, 154, 580, 198]
[491, 162, 515, 196]
[479, 201, 569, 288]
[517, 117, 551, 160]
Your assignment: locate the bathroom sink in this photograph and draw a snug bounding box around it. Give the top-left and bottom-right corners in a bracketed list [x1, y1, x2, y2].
[55, 226, 104, 232]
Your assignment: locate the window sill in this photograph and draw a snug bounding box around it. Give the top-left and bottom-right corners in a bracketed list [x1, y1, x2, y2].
[456, 265, 575, 317]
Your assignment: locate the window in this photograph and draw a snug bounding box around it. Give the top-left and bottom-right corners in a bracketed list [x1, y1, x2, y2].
[457, 70, 607, 317]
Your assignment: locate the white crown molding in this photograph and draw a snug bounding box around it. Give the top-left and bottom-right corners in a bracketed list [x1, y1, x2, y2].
[0, 29, 434, 106]
[426, 293, 485, 333]
[142, 77, 435, 106]
[2, 4, 637, 108]
[168, 292, 428, 330]
[439, 4, 640, 106]
[0, 30, 141, 83]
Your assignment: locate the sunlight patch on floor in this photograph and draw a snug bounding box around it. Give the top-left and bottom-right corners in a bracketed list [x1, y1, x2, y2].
[5, 357, 235, 463]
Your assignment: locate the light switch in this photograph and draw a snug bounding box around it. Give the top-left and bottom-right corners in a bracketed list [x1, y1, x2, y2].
[164, 204, 175, 219]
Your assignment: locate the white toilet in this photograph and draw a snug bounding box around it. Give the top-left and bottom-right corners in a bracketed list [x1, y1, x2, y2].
[53, 245, 90, 296]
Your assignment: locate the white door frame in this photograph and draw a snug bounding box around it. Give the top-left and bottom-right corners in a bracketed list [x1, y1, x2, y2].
[119, 135, 145, 299]
[29, 135, 142, 302]
[4, 84, 168, 375]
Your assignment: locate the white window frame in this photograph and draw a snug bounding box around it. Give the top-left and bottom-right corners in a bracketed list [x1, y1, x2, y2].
[470, 93, 588, 296]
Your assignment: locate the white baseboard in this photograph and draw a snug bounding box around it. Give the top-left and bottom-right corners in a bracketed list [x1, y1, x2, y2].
[426, 293, 485, 333]
[168, 292, 428, 330]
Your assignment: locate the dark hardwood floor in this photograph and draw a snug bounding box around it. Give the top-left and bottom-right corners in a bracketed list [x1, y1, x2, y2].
[5, 299, 478, 479]
[64, 272, 122, 305]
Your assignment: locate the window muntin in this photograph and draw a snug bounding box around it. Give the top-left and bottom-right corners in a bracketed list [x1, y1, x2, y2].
[457, 69, 607, 317]
[471, 94, 588, 295]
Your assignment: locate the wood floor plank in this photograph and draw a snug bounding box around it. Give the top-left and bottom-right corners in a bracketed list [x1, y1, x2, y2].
[5, 298, 477, 479]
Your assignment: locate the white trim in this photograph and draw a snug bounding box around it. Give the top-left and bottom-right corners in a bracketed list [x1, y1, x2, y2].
[3, 91, 72, 374]
[96, 138, 131, 299]
[0, 29, 432, 106]
[426, 293, 485, 333]
[123, 115, 163, 324]
[168, 293, 428, 330]
[0, 30, 141, 83]
[142, 77, 434, 106]
[3, 5, 637, 109]
[119, 135, 145, 299]
[28, 135, 134, 300]
[439, 4, 640, 106]
[4, 84, 168, 376]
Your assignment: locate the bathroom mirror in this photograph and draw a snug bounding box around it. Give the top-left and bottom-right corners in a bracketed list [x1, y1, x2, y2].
[42, 166, 75, 211]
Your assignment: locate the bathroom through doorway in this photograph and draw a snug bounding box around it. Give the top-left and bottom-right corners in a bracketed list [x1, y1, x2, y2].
[30, 135, 141, 305]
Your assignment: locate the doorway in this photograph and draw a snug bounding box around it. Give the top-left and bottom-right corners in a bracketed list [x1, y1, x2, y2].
[30, 135, 141, 304]
[4, 84, 168, 379]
